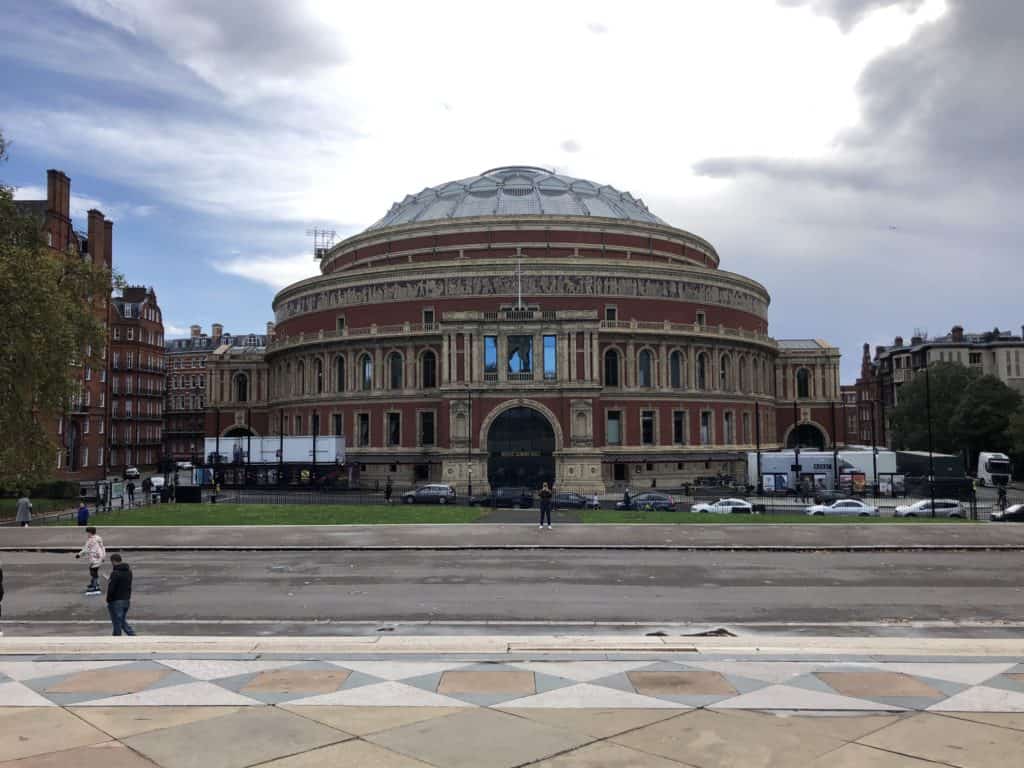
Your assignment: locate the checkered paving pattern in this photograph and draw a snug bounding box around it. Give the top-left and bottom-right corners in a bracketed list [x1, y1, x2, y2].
[3, 658, 1024, 711]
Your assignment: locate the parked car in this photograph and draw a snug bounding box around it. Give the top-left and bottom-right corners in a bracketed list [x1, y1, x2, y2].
[615, 492, 677, 511]
[124, 467, 141, 479]
[401, 484, 456, 505]
[470, 487, 534, 508]
[805, 499, 878, 517]
[553, 492, 600, 510]
[990, 504, 1024, 522]
[894, 499, 965, 518]
[691, 497, 754, 514]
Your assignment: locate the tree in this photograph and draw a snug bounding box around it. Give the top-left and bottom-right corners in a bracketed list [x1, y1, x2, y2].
[950, 375, 1022, 465]
[1007, 408, 1024, 455]
[889, 362, 977, 454]
[0, 130, 114, 490]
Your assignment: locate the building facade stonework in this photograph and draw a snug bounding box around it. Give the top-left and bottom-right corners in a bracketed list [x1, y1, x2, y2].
[205, 166, 842, 491]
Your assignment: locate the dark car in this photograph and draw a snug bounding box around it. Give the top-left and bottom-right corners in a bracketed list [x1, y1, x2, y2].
[470, 487, 534, 508]
[401, 484, 456, 505]
[991, 504, 1024, 522]
[813, 488, 846, 505]
[615, 491, 677, 511]
[553, 492, 600, 510]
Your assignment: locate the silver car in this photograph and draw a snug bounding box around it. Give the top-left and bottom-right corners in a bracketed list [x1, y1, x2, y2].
[894, 499, 965, 518]
[805, 499, 878, 517]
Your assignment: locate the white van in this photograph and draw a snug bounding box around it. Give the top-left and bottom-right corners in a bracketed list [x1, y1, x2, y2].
[977, 452, 1011, 486]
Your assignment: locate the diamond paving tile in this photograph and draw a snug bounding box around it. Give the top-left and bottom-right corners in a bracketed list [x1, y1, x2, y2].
[156, 659, 303, 681]
[74, 681, 263, 707]
[284, 680, 474, 708]
[499, 682, 683, 709]
[711, 683, 897, 711]
[928, 685, 1024, 712]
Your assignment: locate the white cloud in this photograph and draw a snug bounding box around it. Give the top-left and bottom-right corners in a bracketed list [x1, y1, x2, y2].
[163, 322, 191, 337]
[210, 252, 319, 290]
[12, 184, 155, 223]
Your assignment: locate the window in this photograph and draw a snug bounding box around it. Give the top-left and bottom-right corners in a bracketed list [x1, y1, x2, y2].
[311, 413, 321, 436]
[388, 352, 403, 390]
[606, 410, 622, 445]
[126, 352, 133, 368]
[543, 335, 557, 380]
[641, 410, 655, 445]
[357, 413, 370, 446]
[421, 351, 437, 388]
[235, 373, 248, 403]
[113, 327, 121, 341]
[969, 352, 982, 365]
[720, 354, 732, 391]
[336, 316, 346, 333]
[83, 419, 90, 434]
[700, 411, 712, 445]
[484, 336, 498, 374]
[97, 447, 103, 467]
[638, 349, 653, 388]
[112, 351, 120, 369]
[673, 410, 687, 444]
[418, 411, 436, 446]
[696, 311, 706, 326]
[797, 368, 810, 399]
[605, 306, 617, 322]
[315, 358, 324, 393]
[696, 353, 708, 390]
[422, 309, 435, 327]
[127, 328, 134, 341]
[297, 362, 306, 395]
[336, 355, 346, 392]
[332, 413, 343, 436]
[82, 447, 89, 468]
[670, 351, 683, 389]
[724, 412, 735, 444]
[387, 412, 401, 446]
[294, 414, 302, 434]
[85, 365, 92, 381]
[742, 412, 751, 444]
[360, 354, 373, 391]
[604, 349, 620, 387]
[507, 335, 533, 376]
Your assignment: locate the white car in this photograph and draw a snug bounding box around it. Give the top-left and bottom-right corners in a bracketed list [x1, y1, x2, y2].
[805, 499, 878, 517]
[894, 499, 965, 518]
[691, 498, 754, 514]
[124, 467, 141, 479]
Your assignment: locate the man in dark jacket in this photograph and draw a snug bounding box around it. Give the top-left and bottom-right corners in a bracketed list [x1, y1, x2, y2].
[106, 554, 136, 636]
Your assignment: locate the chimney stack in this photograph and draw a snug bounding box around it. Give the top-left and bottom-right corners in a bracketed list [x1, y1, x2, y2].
[266, 321, 275, 339]
[87, 210, 105, 265]
[212, 323, 224, 339]
[46, 169, 71, 220]
[951, 325, 964, 343]
[103, 219, 113, 269]
[190, 324, 201, 338]
[894, 336, 904, 347]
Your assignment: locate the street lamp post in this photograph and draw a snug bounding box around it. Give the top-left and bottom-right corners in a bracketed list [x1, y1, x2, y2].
[925, 362, 937, 517]
[870, 400, 878, 496]
[830, 400, 839, 489]
[792, 400, 801, 493]
[755, 400, 762, 494]
[466, 384, 473, 499]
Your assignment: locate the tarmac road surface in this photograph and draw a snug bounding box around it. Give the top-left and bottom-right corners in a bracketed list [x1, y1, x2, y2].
[2, 549, 1024, 635]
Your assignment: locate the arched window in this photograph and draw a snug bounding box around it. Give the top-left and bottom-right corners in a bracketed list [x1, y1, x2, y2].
[604, 349, 620, 387]
[720, 354, 732, 391]
[797, 367, 810, 399]
[234, 373, 248, 403]
[297, 362, 306, 395]
[360, 354, 373, 391]
[335, 355, 346, 392]
[285, 363, 291, 396]
[670, 350, 683, 389]
[388, 352, 403, 390]
[696, 353, 708, 390]
[315, 358, 324, 394]
[638, 349, 653, 388]
[738, 357, 748, 393]
[421, 350, 437, 389]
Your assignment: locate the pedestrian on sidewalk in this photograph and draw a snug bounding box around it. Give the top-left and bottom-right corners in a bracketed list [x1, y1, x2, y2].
[15, 492, 32, 527]
[77, 501, 90, 527]
[538, 481, 553, 529]
[385, 475, 393, 504]
[106, 553, 135, 636]
[75, 526, 106, 595]
[126, 481, 136, 508]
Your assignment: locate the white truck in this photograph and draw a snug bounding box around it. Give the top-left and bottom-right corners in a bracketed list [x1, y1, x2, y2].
[977, 452, 1011, 486]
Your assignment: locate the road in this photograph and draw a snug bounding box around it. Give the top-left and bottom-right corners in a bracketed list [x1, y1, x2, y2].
[3, 549, 1024, 636]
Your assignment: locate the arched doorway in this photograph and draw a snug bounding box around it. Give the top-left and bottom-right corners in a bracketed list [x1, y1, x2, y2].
[787, 423, 827, 450]
[486, 406, 555, 489]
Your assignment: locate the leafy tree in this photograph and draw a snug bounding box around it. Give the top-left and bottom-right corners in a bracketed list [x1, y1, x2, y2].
[889, 362, 977, 454]
[950, 375, 1022, 465]
[0, 130, 114, 490]
[1008, 408, 1024, 455]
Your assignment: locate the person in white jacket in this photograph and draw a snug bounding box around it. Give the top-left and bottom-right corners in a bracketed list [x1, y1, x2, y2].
[75, 527, 106, 595]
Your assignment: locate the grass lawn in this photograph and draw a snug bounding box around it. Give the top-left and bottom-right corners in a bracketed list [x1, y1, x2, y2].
[1, 498, 73, 521]
[64, 502, 485, 526]
[582, 510, 977, 524]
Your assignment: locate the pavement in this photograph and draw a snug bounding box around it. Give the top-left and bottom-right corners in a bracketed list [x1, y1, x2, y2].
[2, 637, 1024, 766]
[5, 522, 1024, 551]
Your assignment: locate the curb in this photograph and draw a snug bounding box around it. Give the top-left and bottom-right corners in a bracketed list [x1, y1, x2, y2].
[3, 544, 1024, 553]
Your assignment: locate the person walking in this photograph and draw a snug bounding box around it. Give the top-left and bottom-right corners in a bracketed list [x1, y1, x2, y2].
[106, 553, 135, 636]
[77, 501, 90, 527]
[141, 477, 151, 505]
[75, 526, 105, 595]
[384, 476, 393, 504]
[538, 482, 553, 530]
[622, 488, 632, 510]
[15, 493, 32, 527]
[126, 481, 136, 508]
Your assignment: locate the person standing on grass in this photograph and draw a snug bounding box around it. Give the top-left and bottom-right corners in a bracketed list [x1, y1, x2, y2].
[77, 501, 90, 526]
[106, 553, 135, 636]
[385, 476, 393, 504]
[75, 526, 105, 595]
[15, 492, 32, 527]
[126, 481, 136, 508]
[538, 481, 553, 530]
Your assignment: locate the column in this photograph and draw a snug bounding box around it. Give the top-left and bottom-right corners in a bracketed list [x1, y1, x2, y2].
[441, 334, 450, 385]
[658, 342, 667, 389]
[374, 347, 383, 390]
[625, 341, 635, 388]
[688, 346, 696, 391]
[498, 335, 508, 382]
[569, 332, 577, 380]
[591, 331, 599, 384]
[463, 333, 471, 384]
[406, 344, 415, 390]
[583, 333, 592, 381]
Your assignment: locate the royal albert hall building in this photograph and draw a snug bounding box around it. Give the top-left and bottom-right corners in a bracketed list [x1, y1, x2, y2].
[205, 166, 842, 492]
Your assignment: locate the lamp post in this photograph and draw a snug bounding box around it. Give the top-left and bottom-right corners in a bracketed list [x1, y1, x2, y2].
[754, 400, 762, 494]
[792, 400, 801, 493]
[466, 383, 473, 499]
[870, 400, 878, 495]
[925, 362, 937, 517]
[830, 400, 839, 490]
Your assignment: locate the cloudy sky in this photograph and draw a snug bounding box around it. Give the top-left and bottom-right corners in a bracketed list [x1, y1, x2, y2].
[2, 0, 1019, 380]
